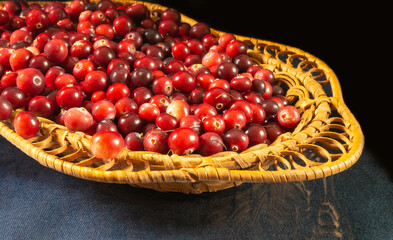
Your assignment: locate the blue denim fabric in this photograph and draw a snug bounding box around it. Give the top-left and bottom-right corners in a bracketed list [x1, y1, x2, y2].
[0, 136, 392, 240]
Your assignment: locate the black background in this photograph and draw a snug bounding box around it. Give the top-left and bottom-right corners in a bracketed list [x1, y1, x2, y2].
[153, 0, 390, 172]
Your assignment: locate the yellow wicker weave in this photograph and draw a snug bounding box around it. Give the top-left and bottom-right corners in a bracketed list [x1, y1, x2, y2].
[0, 0, 364, 194]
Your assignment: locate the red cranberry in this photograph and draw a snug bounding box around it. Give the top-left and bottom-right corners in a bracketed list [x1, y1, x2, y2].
[166, 100, 190, 121]
[254, 68, 275, 85]
[172, 70, 196, 93]
[138, 102, 160, 122]
[16, 68, 45, 96]
[125, 132, 144, 151]
[9, 48, 33, 71]
[168, 128, 199, 155]
[143, 129, 169, 154]
[44, 39, 68, 64]
[225, 40, 248, 59]
[179, 115, 202, 135]
[90, 131, 124, 159]
[203, 115, 225, 134]
[56, 86, 84, 109]
[13, 111, 40, 139]
[115, 97, 138, 117]
[250, 103, 266, 124]
[25, 9, 50, 31]
[155, 112, 179, 131]
[172, 42, 190, 61]
[229, 100, 253, 122]
[106, 83, 130, 104]
[223, 109, 247, 130]
[151, 76, 173, 96]
[203, 87, 232, 112]
[132, 87, 153, 106]
[92, 100, 116, 122]
[84, 70, 109, 94]
[149, 94, 170, 112]
[64, 107, 94, 132]
[218, 33, 236, 49]
[277, 105, 300, 129]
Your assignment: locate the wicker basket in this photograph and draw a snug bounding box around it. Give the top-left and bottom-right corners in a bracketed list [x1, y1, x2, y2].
[0, 0, 364, 194]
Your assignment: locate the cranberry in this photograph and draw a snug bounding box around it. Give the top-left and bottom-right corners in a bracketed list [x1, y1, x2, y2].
[223, 129, 249, 152]
[28, 96, 55, 118]
[90, 10, 107, 25]
[96, 119, 118, 133]
[132, 87, 153, 106]
[143, 129, 168, 153]
[198, 132, 224, 156]
[0, 9, 10, 27]
[230, 76, 252, 92]
[84, 70, 109, 94]
[244, 124, 268, 146]
[166, 100, 190, 121]
[73, 59, 95, 82]
[71, 40, 93, 59]
[203, 87, 232, 112]
[16, 68, 45, 96]
[151, 76, 173, 96]
[203, 115, 225, 134]
[56, 86, 84, 109]
[1, 72, 17, 89]
[223, 109, 247, 130]
[193, 103, 217, 121]
[0, 96, 13, 120]
[64, 107, 94, 132]
[44, 39, 68, 64]
[96, 24, 115, 40]
[261, 99, 280, 116]
[196, 73, 215, 89]
[143, 28, 162, 45]
[168, 128, 199, 155]
[55, 73, 77, 89]
[225, 40, 248, 59]
[277, 105, 300, 129]
[125, 132, 144, 151]
[149, 94, 170, 112]
[92, 100, 116, 122]
[155, 112, 179, 131]
[115, 97, 138, 117]
[10, 29, 33, 45]
[250, 103, 266, 124]
[106, 83, 130, 104]
[158, 19, 179, 37]
[90, 131, 125, 159]
[45, 66, 65, 90]
[126, 3, 149, 22]
[1, 87, 26, 109]
[161, 8, 181, 22]
[189, 22, 210, 40]
[254, 68, 275, 85]
[138, 102, 160, 122]
[264, 122, 284, 143]
[93, 46, 116, 68]
[218, 33, 236, 49]
[189, 88, 206, 104]
[146, 45, 166, 59]
[209, 79, 230, 91]
[25, 9, 50, 31]
[164, 59, 186, 74]
[179, 115, 202, 135]
[28, 55, 53, 74]
[233, 54, 253, 73]
[9, 48, 33, 71]
[172, 70, 196, 93]
[202, 51, 222, 68]
[13, 111, 40, 139]
[172, 42, 190, 61]
[117, 112, 144, 135]
[130, 67, 153, 87]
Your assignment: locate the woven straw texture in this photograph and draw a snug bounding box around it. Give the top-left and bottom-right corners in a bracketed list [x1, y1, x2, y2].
[0, 0, 364, 193]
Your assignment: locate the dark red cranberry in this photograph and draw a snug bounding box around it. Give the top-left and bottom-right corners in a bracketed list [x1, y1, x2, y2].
[244, 124, 268, 146]
[189, 22, 210, 40]
[143, 129, 169, 154]
[198, 132, 224, 156]
[117, 112, 144, 135]
[223, 129, 249, 152]
[155, 112, 179, 131]
[130, 67, 153, 87]
[203, 87, 232, 112]
[125, 132, 144, 151]
[143, 28, 162, 45]
[1, 87, 26, 109]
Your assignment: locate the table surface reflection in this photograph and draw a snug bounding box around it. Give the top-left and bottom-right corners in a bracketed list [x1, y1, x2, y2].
[0, 136, 392, 240]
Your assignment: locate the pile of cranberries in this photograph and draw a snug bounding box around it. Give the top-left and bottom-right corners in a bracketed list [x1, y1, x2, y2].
[0, 0, 301, 159]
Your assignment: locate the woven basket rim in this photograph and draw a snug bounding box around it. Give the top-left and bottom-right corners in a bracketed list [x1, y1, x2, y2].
[0, 0, 364, 193]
